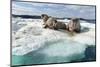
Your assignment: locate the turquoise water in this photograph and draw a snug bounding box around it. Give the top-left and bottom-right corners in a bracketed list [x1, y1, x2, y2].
[12, 39, 96, 66]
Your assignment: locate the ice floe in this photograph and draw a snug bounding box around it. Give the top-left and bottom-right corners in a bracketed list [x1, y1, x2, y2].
[12, 19, 95, 59]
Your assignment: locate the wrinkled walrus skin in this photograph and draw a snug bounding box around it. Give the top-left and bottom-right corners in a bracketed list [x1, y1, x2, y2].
[54, 21, 67, 30]
[66, 18, 81, 33]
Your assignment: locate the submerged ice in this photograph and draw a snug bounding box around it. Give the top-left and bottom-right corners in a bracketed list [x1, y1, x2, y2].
[12, 19, 95, 63]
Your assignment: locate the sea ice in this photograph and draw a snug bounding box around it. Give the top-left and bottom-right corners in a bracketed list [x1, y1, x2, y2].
[12, 19, 95, 62]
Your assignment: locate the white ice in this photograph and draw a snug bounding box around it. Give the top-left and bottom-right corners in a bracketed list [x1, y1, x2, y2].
[12, 19, 95, 62]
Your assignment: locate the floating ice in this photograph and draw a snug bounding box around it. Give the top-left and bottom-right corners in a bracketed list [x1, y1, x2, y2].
[12, 19, 95, 60]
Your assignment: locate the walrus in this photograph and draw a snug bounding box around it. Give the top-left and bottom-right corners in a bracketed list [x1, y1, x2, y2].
[41, 14, 67, 30]
[41, 14, 58, 29]
[66, 18, 81, 33]
[53, 21, 67, 30]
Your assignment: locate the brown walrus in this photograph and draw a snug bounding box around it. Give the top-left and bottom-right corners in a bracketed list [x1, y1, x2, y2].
[53, 21, 67, 30]
[41, 14, 67, 30]
[41, 14, 57, 29]
[66, 18, 81, 33]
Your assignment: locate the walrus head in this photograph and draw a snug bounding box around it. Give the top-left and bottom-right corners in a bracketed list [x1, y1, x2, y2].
[71, 18, 79, 22]
[41, 14, 49, 22]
